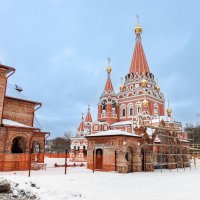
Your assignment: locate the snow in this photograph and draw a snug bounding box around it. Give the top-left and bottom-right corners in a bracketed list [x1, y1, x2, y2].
[110, 120, 132, 126]
[87, 130, 141, 137]
[2, 119, 32, 128]
[0, 158, 200, 200]
[6, 84, 27, 100]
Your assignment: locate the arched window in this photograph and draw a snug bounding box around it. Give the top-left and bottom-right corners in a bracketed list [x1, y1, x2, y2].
[129, 107, 133, 116]
[112, 100, 116, 113]
[154, 104, 158, 116]
[137, 105, 141, 114]
[122, 109, 126, 117]
[102, 100, 107, 113]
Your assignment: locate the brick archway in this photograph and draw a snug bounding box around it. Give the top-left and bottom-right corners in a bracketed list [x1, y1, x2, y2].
[11, 136, 27, 153]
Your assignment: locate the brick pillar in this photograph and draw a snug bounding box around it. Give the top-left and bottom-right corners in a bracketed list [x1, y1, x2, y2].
[0, 68, 8, 123]
[37, 153, 44, 163]
[98, 104, 102, 120]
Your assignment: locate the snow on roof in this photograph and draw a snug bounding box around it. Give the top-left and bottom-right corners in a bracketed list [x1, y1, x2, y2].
[110, 121, 132, 126]
[146, 127, 155, 136]
[2, 119, 32, 128]
[34, 115, 42, 129]
[87, 130, 141, 137]
[180, 139, 190, 143]
[6, 84, 27, 101]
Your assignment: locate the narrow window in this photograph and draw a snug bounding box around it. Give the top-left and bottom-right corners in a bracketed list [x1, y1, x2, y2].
[130, 108, 133, 116]
[122, 109, 126, 117]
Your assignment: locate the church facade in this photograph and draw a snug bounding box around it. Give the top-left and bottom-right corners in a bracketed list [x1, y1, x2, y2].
[0, 63, 48, 171]
[70, 18, 189, 172]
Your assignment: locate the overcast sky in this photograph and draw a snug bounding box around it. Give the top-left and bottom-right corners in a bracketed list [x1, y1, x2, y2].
[0, 0, 200, 137]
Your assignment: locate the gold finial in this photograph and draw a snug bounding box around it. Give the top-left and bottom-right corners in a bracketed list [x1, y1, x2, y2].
[136, 15, 139, 23]
[106, 57, 112, 73]
[120, 77, 125, 92]
[107, 57, 111, 66]
[155, 78, 160, 92]
[134, 15, 142, 34]
[142, 98, 149, 107]
[121, 77, 123, 84]
[166, 99, 172, 117]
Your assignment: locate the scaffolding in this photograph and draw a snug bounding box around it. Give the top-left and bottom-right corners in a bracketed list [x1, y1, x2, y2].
[190, 144, 200, 159]
[132, 124, 197, 173]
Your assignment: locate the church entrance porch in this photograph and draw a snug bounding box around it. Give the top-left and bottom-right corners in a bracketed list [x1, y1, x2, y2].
[86, 130, 143, 173]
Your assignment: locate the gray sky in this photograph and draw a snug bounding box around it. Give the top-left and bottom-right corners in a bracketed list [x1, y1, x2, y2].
[0, 0, 200, 137]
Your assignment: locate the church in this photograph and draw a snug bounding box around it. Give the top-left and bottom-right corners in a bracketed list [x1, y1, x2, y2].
[70, 18, 189, 173]
[0, 62, 48, 171]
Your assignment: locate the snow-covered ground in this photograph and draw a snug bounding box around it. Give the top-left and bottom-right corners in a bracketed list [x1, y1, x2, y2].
[0, 158, 200, 200]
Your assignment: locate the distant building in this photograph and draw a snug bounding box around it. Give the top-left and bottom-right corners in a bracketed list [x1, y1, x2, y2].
[70, 18, 190, 172]
[0, 63, 49, 171]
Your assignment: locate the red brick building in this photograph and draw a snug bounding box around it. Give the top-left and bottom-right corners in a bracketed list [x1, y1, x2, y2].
[0, 63, 48, 171]
[71, 18, 190, 172]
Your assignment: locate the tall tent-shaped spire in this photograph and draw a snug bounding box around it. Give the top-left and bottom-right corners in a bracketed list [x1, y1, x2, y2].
[129, 16, 150, 74]
[85, 105, 93, 123]
[77, 113, 85, 132]
[104, 57, 114, 92]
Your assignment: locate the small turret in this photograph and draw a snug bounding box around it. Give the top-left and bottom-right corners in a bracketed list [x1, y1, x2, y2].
[85, 105, 93, 123]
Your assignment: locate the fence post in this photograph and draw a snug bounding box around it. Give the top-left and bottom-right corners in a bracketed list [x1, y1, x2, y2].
[65, 149, 67, 175]
[115, 150, 117, 171]
[93, 150, 94, 173]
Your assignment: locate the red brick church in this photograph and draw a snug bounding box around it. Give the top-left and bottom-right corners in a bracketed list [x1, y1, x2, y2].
[0, 62, 48, 171]
[70, 18, 189, 172]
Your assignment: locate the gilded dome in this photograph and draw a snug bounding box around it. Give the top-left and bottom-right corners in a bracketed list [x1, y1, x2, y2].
[155, 85, 160, 92]
[166, 108, 172, 117]
[120, 85, 126, 92]
[134, 25, 142, 33]
[107, 66, 112, 73]
[142, 98, 149, 107]
[141, 78, 147, 87]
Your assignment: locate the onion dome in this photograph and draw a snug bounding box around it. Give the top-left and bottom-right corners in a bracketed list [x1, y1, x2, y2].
[142, 98, 149, 107]
[120, 85, 126, 92]
[140, 78, 147, 87]
[119, 77, 126, 92]
[120, 85, 124, 92]
[134, 15, 142, 34]
[155, 79, 160, 92]
[166, 100, 172, 117]
[107, 66, 112, 73]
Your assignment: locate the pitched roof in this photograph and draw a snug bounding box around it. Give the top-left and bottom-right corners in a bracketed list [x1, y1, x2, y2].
[104, 76, 114, 92]
[77, 115, 85, 132]
[85, 106, 93, 123]
[6, 84, 41, 105]
[129, 32, 150, 74]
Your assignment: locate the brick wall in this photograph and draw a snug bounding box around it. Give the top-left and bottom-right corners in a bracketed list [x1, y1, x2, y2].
[3, 97, 35, 126]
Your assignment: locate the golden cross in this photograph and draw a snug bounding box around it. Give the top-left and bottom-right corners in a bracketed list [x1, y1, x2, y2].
[107, 57, 111, 66]
[136, 15, 140, 23]
[121, 77, 124, 84]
